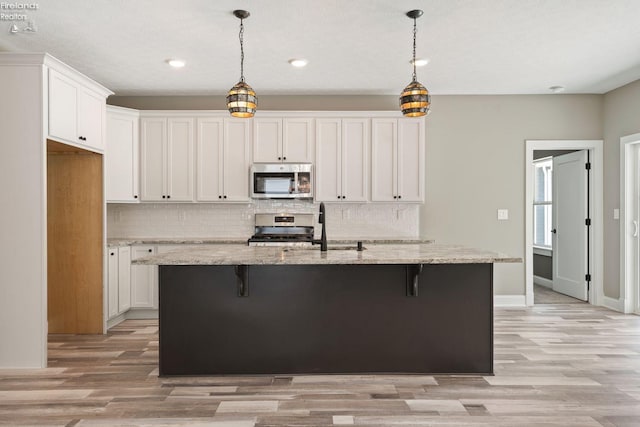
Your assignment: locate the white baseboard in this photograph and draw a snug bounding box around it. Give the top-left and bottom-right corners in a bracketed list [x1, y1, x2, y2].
[106, 313, 126, 329]
[601, 295, 624, 312]
[533, 275, 553, 288]
[495, 295, 526, 307]
[126, 308, 159, 319]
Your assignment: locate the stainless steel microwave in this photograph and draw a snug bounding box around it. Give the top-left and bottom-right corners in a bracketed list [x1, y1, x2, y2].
[250, 163, 313, 199]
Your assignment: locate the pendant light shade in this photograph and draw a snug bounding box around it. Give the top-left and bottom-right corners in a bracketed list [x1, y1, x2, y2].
[227, 81, 257, 118]
[400, 10, 430, 117]
[227, 10, 257, 118]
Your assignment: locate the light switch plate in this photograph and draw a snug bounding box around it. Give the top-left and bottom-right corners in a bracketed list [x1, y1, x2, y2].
[614, 208, 620, 220]
[497, 209, 509, 220]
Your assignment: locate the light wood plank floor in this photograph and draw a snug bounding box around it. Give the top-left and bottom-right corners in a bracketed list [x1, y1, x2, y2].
[1, 304, 639, 426]
[534, 284, 585, 304]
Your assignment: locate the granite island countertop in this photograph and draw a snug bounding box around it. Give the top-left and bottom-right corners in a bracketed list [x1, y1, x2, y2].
[132, 243, 521, 266]
[107, 237, 435, 247]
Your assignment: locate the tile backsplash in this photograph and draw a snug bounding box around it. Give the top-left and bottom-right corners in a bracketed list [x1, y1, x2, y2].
[107, 201, 419, 240]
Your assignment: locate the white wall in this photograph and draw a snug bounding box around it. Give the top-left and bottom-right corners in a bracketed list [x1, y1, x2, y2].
[603, 79, 640, 299]
[108, 201, 420, 241]
[0, 65, 47, 368]
[420, 95, 603, 296]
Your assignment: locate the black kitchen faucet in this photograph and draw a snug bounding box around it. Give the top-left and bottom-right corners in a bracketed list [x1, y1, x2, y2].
[312, 202, 328, 252]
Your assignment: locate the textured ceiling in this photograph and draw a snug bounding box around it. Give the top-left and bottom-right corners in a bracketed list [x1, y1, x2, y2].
[1, 0, 639, 96]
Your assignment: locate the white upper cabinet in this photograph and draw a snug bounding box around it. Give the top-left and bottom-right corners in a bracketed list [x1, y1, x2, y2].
[105, 107, 139, 202]
[371, 118, 424, 202]
[283, 118, 315, 163]
[254, 118, 314, 163]
[396, 119, 424, 202]
[223, 119, 252, 201]
[196, 117, 251, 202]
[48, 68, 106, 151]
[167, 118, 195, 201]
[253, 118, 281, 162]
[315, 118, 369, 202]
[140, 117, 194, 202]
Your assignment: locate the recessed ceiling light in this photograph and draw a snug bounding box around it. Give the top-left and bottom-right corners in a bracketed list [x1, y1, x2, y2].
[166, 59, 186, 68]
[549, 85, 565, 93]
[410, 58, 429, 67]
[288, 58, 309, 68]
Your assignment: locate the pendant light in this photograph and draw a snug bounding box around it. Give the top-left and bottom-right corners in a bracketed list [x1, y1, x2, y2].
[227, 10, 257, 118]
[400, 9, 430, 117]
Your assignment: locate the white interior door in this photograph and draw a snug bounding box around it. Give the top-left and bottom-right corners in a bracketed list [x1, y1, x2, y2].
[552, 150, 589, 300]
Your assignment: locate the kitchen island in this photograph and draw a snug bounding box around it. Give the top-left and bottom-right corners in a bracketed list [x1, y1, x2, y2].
[135, 243, 519, 376]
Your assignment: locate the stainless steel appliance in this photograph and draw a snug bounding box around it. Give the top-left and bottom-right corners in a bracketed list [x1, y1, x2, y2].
[247, 213, 315, 246]
[250, 163, 313, 199]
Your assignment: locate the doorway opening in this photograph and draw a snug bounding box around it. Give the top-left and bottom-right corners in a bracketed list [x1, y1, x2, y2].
[525, 140, 603, 307]
[620, 133, 640, 314]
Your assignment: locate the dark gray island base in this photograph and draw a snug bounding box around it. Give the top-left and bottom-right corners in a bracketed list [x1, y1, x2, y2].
[158, 263, 493, 376]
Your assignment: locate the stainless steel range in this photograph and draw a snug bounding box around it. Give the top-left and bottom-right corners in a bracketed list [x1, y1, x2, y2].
[247, 213, 315, 246]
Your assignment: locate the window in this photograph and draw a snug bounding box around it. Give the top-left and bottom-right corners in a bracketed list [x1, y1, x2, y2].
[533, 157, 553, 248]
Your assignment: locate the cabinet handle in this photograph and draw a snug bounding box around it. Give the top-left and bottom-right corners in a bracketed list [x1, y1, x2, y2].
[283, 157, 287, 161]
[78, 136, 86, 141]
[398, 195, 402, 199]
[162, 195, 166, 199]
[110, 252, 115, 256]
[393, 196, 397, 199]
[223, 195, 227, 199]
[134, 195, 138, 199]
[337, 195, 341, 199]
[278, 157, 282, 160]
[167, 195, 171, 199]
[148, 249, 152, 253]
[342, 196, 346, 199]
[218, 195, 222, 199]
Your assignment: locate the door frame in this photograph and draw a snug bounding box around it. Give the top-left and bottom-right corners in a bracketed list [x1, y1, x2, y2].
[525, 140, 603, 307]
[620, 132, 640, 314]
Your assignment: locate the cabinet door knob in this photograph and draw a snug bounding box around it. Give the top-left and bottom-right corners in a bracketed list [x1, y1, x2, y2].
[337, 195, 341, 199]
[167, 195, 171, 199]
[398, 195, 402, 199]
[148, 249, 152, 253]
[218, 195, 222, 199]
[162, 195, 166, 199]
[277, 157, 282, 160]
[110, 252, 115, 256]
[283, 157, 287, 161]
[134, 195, 138, 199]
[223, 195, 227, 199]
[342, 196, 346, 199]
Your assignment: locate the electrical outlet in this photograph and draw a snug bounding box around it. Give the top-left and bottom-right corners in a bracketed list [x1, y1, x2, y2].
[613, 208, 620, 220]
[497, 209, 509, 220]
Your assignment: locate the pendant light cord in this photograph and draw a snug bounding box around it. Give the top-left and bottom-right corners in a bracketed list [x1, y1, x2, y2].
[412, 17, 417, 82]
[239, 18, 245, 82]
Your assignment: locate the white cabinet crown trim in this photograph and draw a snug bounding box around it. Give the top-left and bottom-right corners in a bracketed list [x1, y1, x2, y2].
[0, 53, 113, 98]
[137, 110, 415, 119]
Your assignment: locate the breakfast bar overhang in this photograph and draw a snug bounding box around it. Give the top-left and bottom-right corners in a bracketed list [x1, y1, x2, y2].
[135, 244, 520, 376]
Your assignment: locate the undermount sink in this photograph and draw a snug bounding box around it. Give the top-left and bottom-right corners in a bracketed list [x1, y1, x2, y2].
[283, 245, 366, 252]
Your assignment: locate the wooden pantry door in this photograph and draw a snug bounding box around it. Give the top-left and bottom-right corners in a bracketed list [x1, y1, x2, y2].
[47, 140, 103, 334]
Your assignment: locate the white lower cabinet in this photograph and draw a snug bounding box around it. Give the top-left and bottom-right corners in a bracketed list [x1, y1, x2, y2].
[107, 246, 131, 320]
[130, 245, 158, 309]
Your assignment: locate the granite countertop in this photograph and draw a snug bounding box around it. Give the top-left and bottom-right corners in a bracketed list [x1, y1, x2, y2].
[107, 237, 247, 247]
[132, 243, 521, 266]
[107, 238, 435, 247]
